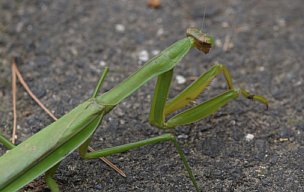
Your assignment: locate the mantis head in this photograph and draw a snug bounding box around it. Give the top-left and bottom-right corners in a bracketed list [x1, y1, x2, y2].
[186, 27, 214, 54]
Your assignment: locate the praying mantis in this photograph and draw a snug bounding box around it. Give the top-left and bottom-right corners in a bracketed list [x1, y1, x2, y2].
[0, 27, 268, 192]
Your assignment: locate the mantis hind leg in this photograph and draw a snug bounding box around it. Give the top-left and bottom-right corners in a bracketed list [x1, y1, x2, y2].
[45, 163, 61, 192]
[78, 134, 199, 192]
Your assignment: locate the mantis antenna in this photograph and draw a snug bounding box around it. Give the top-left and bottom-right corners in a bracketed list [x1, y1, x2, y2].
[201, 6, 207, 31]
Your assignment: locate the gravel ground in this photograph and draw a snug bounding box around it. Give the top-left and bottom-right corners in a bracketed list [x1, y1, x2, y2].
[0, 0, 303, 191]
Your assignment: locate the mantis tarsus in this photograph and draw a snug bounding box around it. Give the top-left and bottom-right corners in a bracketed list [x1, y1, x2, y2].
[0, 27, 268, 192]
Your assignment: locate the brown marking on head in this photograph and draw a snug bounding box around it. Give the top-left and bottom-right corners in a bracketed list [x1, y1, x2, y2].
[186, 27, 214, 54]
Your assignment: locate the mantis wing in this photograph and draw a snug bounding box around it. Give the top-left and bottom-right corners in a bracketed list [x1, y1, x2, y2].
[0, 100, 104, 191]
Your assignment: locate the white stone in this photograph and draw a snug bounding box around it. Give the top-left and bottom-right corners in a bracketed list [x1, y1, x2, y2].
[115, 24, 125, 32]
[152, 49, 160, 56]
[99, 60, 106, 67]
[245, 133, 254, 141]
[176, 75, 186, 84]
[215, 39, 222, 47]
[157, 28, 164, 36]
[138, 50, 149, 63]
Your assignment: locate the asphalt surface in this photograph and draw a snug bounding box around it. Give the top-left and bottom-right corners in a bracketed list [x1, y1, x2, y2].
[0, 0, 303, 191]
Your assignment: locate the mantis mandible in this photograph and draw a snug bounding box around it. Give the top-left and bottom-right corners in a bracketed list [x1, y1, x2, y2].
[0, 27, 268, 192]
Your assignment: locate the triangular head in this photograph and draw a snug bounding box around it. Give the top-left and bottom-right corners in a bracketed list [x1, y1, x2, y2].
[186, 27, 214, 54]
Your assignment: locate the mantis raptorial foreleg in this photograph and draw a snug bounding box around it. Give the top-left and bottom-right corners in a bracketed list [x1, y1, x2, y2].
[149, 63, 268, 128]
[164, 63, 234, 115]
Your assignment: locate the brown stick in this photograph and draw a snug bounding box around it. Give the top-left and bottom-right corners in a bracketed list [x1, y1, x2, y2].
[11, 61, 17, 144]
[11, 58, 126, 177]
[12, 60, 57, 120]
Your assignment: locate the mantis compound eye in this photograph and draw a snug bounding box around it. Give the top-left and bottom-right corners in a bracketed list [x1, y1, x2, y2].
[186, 27, 214, 54]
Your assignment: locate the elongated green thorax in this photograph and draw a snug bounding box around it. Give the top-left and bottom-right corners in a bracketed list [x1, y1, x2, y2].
[97, 28, 213, 107]
[96, 37, 195, 106]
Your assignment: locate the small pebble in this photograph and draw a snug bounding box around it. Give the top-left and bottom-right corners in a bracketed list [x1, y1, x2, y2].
[70, 47, 78, 56]
[115, 24, 125, 32]
[152, 49, 160, 56]
[230, 120, 236, 126]
[176, 75, 186, 84]
[147, 0, 161, 8]
[215, 39, 222, 47]
[277, 18, 286, 27]
[115, 107, 124, 116]
[221, 22, 229, 28]
[157, 28, 164, 36]
[245, 133, 254, 141]
[177, 134, 189, 139]
[258, 66, 265, 72]
[16, 22, 24, 32]
[138, 50, 149, 64]
[99, 60, 106, 67]
[120, 119, 125, 125]
[295, 80, 302, 86]
[95, 184, 103, 190]
[67, 165, 76, 171]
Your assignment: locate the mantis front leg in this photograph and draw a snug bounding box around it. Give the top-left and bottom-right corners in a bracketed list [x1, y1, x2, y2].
[149, 63, 234, 128]
[145, 63, 268, 190]
[149, 63, 268, 128]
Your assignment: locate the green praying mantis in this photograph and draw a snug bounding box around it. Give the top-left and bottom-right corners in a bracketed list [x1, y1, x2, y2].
[0, 27, 268, 192]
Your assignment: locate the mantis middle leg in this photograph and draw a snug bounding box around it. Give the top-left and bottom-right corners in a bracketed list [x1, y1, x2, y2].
[78, 133, 199, 191]
[45, 163, 61, 192]
[0, 133, 61, 191]
[42, 68, 110, 191]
